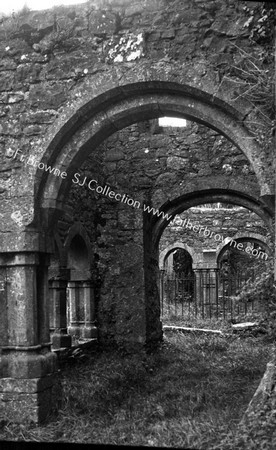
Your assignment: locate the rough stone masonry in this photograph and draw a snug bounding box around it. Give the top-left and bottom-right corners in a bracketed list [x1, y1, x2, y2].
[0, 0, 275, 423]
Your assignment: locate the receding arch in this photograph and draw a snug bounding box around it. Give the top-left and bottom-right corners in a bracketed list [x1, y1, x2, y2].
[216, 232, 272, 263]
[34, 80, 273, 228]
[64, 222, 92, 264]
[53, 231, 66, 266]
[48, 233, 65, 279]
[159, 242, 197, 269]
[64, 223, 92, 280]
[151, 189, 274, 249]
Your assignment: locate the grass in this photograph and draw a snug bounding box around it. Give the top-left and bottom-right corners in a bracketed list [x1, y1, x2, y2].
[0, 332, 273, 449]
[213, 396, 276, 450]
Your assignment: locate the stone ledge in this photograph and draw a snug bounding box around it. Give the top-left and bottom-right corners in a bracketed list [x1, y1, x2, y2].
[242, 359, 276, 422]
[163, 325, 224, 335]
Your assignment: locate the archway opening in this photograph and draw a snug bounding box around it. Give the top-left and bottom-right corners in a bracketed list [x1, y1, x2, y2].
[158, 198, 273, 328]
[38, 81, 272, 224]
[36, 82, 274, 347]
[68, 235, 90, 281]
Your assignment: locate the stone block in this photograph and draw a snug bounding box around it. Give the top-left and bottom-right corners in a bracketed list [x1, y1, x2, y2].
[146, 32, 161, 42]
[23, 125, 44, 135]
[156, 148, 169, 157]
[51, 333, 72, 349]
[0, 59, 17, 71]
[155, 172, 178, 187]
[105, 150, 124, 161]
[0, 73, 15, 91]
[184, 135, 202, 144]
[125, 5, 143, 17]
[161, 29, 175, 40]
[15, 64, 42, 84]
[167, 156, 188, 170]
[81, 325, 98, 339]
[23, 111, 56, 125]
[90, 10, 118, 35]
[172, 148, 189, 157]
[0, 383, 60, 423]
[150, 136, 171, 148]
[28, 84, 67, 109]
[8, 93, 25, 103]
[0, 351, 58, 379]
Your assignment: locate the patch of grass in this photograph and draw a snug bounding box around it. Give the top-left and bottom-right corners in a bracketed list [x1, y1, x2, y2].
[0, 333, 273, 449]
[212, 384, 276, 450]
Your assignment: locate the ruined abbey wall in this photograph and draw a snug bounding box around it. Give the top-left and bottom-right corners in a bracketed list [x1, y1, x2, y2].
[0, 0, 274, 423]
[159, 206, 270, 255]
[0, 0, 274, 239]
[0, 0, 274, 345]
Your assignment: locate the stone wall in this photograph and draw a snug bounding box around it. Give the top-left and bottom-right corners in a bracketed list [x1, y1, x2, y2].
[160, 205, 270, 255]
[0, 0, 274, 422]
[0, 0, 274, 235]
[0, 0, 274, 345]
[59, 117, 273, 342]
[61, 116, 261, 248]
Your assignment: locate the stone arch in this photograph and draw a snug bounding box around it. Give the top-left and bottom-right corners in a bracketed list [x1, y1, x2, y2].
[34, 80, 273, 228]
[159, 242, 197, 269]
[30, 79, 274, 352]
[64, 223, 92, 281]
[216, 232, 272, 263]
[63, 224, 97, 340]
[54, 231, 65, 263]
[151, 189, 274, 250]
[48, 232, 65, 279]
[64, 223, 92, 262]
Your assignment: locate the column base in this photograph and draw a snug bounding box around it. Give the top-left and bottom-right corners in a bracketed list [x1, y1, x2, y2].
[68, 325, 81, 335]
[0, 373, 61, 423]
[0, 348, 60, 423]
[51, 333, 72, 349]
[81, 325, 98, 339]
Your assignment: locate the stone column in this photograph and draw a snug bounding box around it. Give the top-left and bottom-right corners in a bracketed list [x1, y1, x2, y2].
[49, 269, 72, 349]
[144, 209, 163, 346]
[192, 269, 203, 316]
[0, 252, 59, 423]
[67, 281, 84, 338]
[81, 281, 98, 339]
[158, 269, 165, 317]
[166, 253, 174, 276]
[67, 280, 97, 340]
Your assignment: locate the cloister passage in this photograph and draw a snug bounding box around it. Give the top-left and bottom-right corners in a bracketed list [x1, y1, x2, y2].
[38, 81, 273, 216]
[158, 199, 273, 321]
[35, 82, 274, 347]
[1, 81, 275, 424]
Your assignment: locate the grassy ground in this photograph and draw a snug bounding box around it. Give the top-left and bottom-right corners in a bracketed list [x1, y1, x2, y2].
[0, 331, 273, 449]
[212, 392, 276, 450]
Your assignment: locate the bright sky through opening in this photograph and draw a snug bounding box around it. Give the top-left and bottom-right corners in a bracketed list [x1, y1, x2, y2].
[0, 0, 87, 15]
[159, 117, 187, 127]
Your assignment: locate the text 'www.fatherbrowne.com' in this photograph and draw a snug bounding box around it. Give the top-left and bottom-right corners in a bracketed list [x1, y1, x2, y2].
[6, 148, 172, 221]
[6, 147, 269, 260]
[72, 173, 173, 220]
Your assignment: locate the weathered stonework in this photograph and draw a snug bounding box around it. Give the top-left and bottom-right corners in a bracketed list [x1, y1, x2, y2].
[58, 119, 273, 345]
[160, 205, 271, 255]
[0, 0, 274, 423]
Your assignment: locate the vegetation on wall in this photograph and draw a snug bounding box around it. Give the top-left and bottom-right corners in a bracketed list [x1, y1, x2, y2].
[233, 259, 276, 339]
[233, 2, 275, 146]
